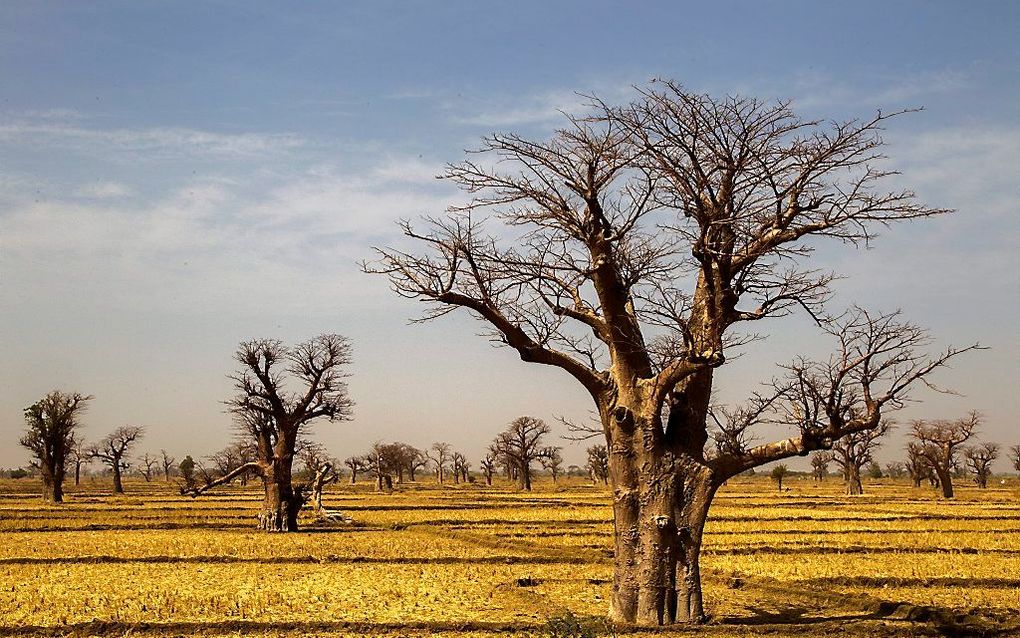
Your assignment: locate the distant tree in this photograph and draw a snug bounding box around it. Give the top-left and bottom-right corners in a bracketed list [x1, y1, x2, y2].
[178, 455, 197, 489]
[492, 416, 555, 491]
[963, 442, 999, 489]
[909, 412, 979, 498]
[19, 391, 92, 502]
[367, 442, 394, 492]
[159, 449, 176, 481]
[182, 335, 354, 532]
[451, 451, 470, 483]
[70, 439, 90, 487]
[138, 453, 159, 482]
[770, 464, 788, 492]
[480, 448, 498, 486]
[829, 423, 890, 495]
[810, 452, 831, 482]
[542, 447, 564, 482]
[866, 461, 884, 480]
[428, 442, 452, 484]
[884, 461, 907, 480]
[91, 426, 144, 494]
[344, 455, 369, 484]
[586, 444, 609, 485]
[905, 443, 934, 488]
[1011, 444, 1020, 474]
[406, 446, 429, 482]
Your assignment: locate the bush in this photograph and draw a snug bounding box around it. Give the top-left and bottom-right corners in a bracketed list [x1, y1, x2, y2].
[545, 611, 608, 638]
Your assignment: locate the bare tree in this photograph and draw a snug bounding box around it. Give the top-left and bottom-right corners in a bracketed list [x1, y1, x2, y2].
[366, 82, 975, 625]
[159, 449, 176, 481]
[828, 423, 890, 495]
[480, 448, 498, 486]
[367, 442, 395, 492]
[810, 451, 831, 482]
[884, 461, 907, 479]
[910, 413, 980, 498]
[138, 453, 159, 482]
[1010, 444, 1020, 474]
[91, 426, 144, 494]
[70, 439, 90, 487]
[20, 391, 92, 502]
[542, 447, 564, 482]
[182, 335, 354, 532]
[586, 444, 609, 485]
[344, 455, 369, 484]
[906, 442, 934, 488]
[427, 442, 452, 484]
[450, 451, 470, 483]
[406, 446, 429, 482]
[963, 442, 999, 489]
[491, 416, 555, 491]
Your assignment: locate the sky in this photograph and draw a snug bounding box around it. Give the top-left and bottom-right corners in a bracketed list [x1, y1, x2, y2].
[1, 1, 1018, 472]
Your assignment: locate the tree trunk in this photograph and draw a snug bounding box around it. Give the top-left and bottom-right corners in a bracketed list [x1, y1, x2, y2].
[74, 462, 81, 486]
[259, 463, 300, 532]
[936, 464, 954, 498]
[846, 465, 863, 495]
[112, 464, 124, 494]
[41, 465, 63, 503]
[608, 450, 714, 625]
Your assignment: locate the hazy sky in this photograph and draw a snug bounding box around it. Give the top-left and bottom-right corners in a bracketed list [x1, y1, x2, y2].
[2, 1, 1018, 471]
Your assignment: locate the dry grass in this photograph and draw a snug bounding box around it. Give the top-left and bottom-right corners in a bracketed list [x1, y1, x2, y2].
[0, 475, 1017, 637]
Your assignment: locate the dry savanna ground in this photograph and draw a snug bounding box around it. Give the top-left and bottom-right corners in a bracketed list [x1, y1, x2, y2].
[1, 475, 1018, 638]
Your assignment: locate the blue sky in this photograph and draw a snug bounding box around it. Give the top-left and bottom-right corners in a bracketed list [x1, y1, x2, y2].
[2, 1, 1018, 469]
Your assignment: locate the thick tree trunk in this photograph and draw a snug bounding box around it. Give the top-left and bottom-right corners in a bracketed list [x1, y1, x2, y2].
[259, 464, 300, 532]
[41, 465, 63, 503]
[846, 465, 863, 495]
[74, 462, 81, 486]
[936, 465, 954, 498]
[112, 464, 124, 494]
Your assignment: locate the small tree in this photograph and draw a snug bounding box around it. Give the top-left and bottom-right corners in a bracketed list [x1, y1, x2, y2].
[586, 444, 609, 485]
[866, 461, 884, 480]
[160, 450, 176, 481]
[492, 416, 555, 491]
[480, 448, 498, 485]
[963, 442, 999, 489]
[138, 453, 159, 482]
[91, 426, 144, 494]
[884, 461, 907, 479]
[909, 412, 979, 498]
[829, 423, 890, 495]
[770, 464, 788, 492]
[1009, 444, 1020, 474]
[70, 439, 90, 487]
[542, 447, 564, 483]
[905, 443, 934, 488]
[344, 455, 369, 484]
[20, 391, 92, 502]
[810, 452, 831, 482]
[428, 442, 452, 484]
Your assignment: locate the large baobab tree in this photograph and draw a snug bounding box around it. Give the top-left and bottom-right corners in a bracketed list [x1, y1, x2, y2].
[20, 391, 92, 502]
[827, 423, 890, 495]
[367, 81, 975, 625]
[491, 416, 556, 491]
[963, 442, 999, 489]
[909, 412, 980, 498]
[92, 426, 144, 494]
[182, 334, 354, 532]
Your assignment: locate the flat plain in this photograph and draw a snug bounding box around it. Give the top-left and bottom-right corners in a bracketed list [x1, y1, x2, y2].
[1, 476, 1018, 637]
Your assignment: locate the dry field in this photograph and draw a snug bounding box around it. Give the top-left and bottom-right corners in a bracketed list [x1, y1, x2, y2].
[1, 475, 1018, 637]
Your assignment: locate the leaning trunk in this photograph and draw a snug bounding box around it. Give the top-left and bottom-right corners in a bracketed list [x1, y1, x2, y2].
[259, 461, 300, 532]
[41, 463, 63, 503]
[845, 464, 863, 495]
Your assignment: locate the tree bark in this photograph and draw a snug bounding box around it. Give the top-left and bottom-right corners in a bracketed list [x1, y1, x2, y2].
[41, 467, 63, 503]
[935, 464, 954, 498]
[258, 462, 300, 532]
[74, 462, 81, 487]
[112, 464, 124, 494]
[846, 465, 863, 495]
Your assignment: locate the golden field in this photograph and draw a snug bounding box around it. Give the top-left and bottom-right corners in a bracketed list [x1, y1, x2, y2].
[1, 475, 1018, 637]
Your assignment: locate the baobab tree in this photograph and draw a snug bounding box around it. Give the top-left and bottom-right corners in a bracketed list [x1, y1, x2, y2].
[1009, 444, 1020, 474]
[451, 451, 470, 483]
[138, 453, 159, 482]
[542, 447, 564, 482]
[963, 442, 999, 489]
[160, 450, 175, 481]
[828, 423, 891, 495]
[344, 455, 369, 484]
[909, 413, 980, 498]
[182, 334, 354, 532]
[70, 439, 90, 487]
[428, 442, 452, 484]
[367, 81, 975, 625]
[586, 444, 609, 485]
[19, 391, 92, 502]
[480, 448, 498, 485]
[810, 452, 831, 482]
[905, 443, 935, 488]
[491, 416, 556, 491]
[91, 426, 144, 494]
